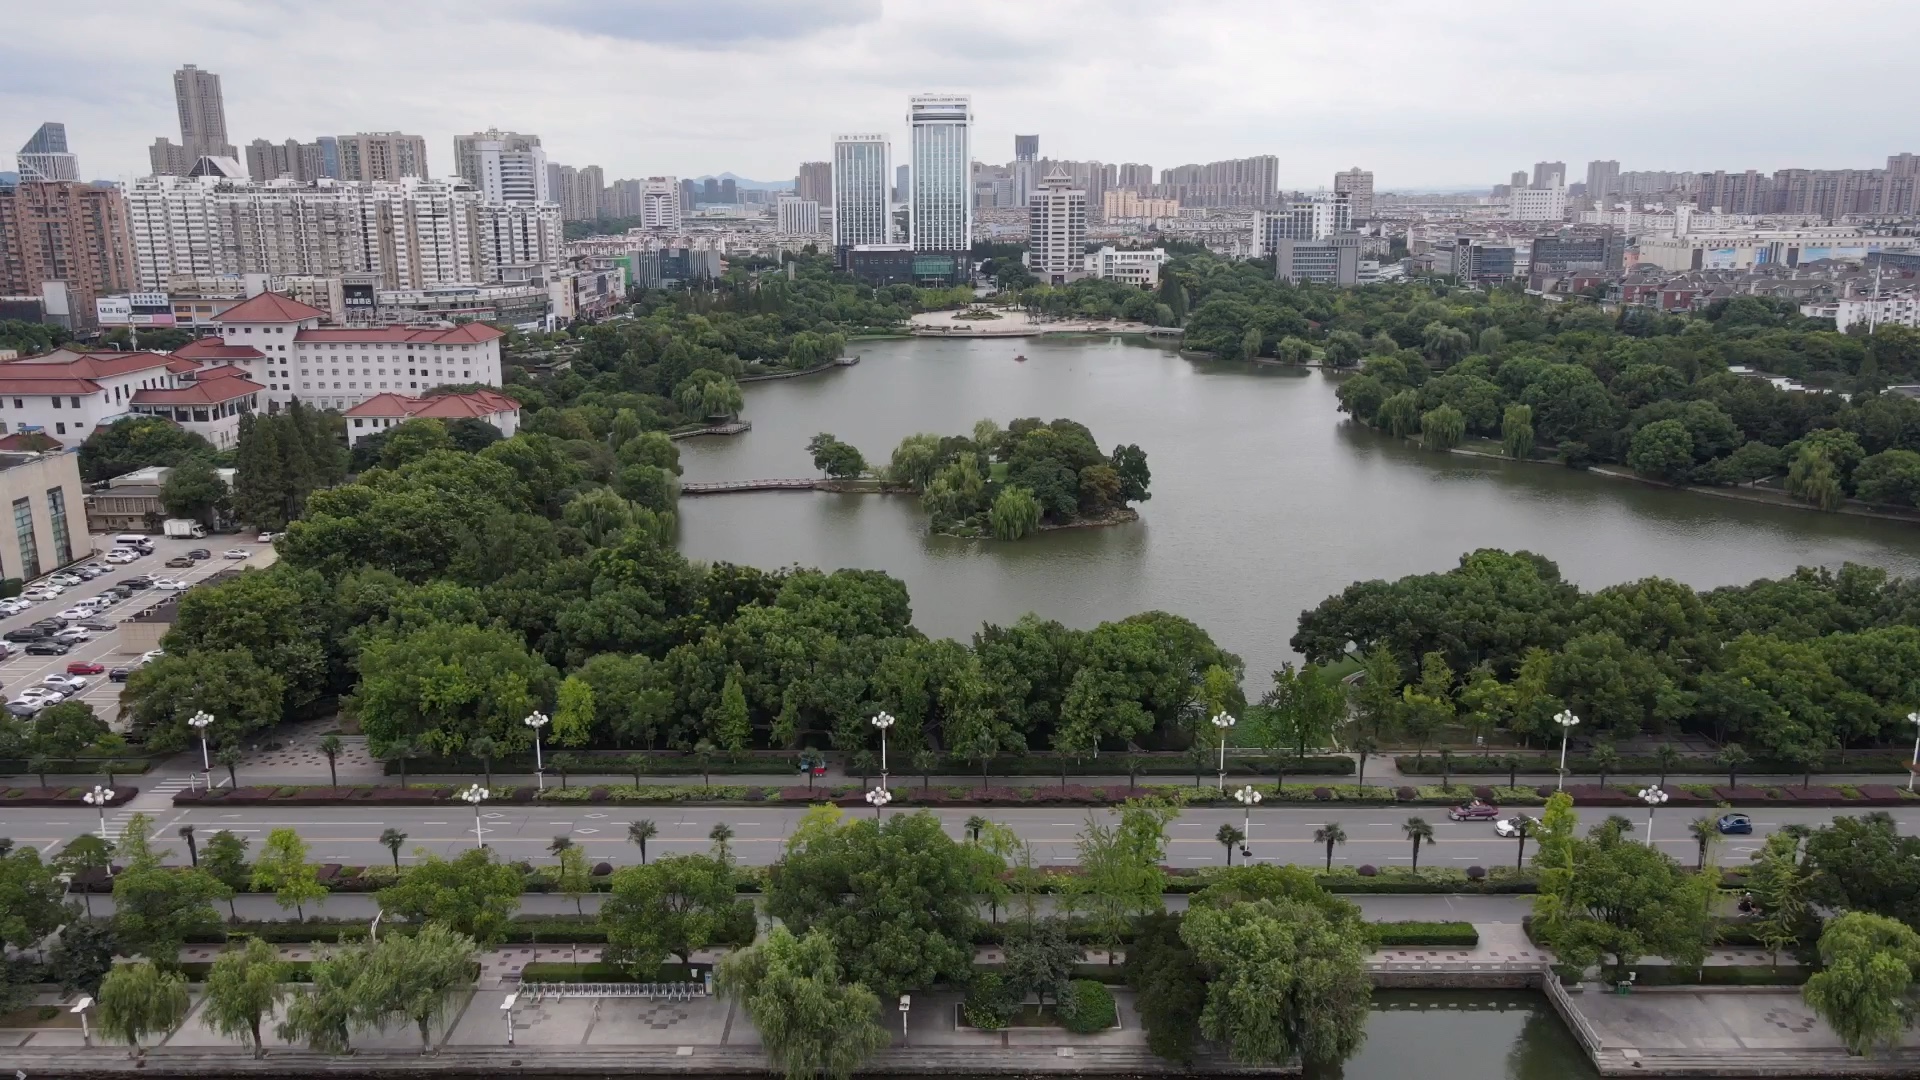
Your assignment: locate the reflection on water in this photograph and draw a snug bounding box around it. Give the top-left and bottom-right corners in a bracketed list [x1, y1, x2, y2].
[1305, 992, 1597, 1080]
[678, 336, 1920, 690]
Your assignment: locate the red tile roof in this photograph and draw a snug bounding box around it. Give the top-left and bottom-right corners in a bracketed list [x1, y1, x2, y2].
[0, 432, 64, 452]
[172, 339, 264, 361]
[344, 389, 519, 421]
[4, 350, 181, 380]
[131, 375, 263, 406]
[0, 378, 108, 395]
[210, 292, 326, 324]
[295, 323, 505, 345]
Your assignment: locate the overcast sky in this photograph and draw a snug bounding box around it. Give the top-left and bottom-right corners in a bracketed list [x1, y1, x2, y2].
[6, 0, 1915, 190]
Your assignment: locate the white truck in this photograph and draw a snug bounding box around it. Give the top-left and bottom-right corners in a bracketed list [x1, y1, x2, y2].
[163, 518, 207, 539]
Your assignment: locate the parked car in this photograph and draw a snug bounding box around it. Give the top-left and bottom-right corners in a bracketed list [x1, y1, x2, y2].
[105, 551, 137, 564]
[222, 549, 250, 560]
[118, 578, 152, 590]
[4, 701, 38, 717]
[42, 674, 87, 692]
[140, 649, 164, 665]
[64, 660, 105, 676]
[55, 607, 90, 621]
[15, 687, 62, 703]
[1448, 800, 1501, 822]
[256, 531, 277, 543]
[24, 640, 70, 656]
[108, 665, 136, 682]
[1717, 813, 1754, 835]
[32, 617, 66, 629]
[151, 578, 188, 591]
[21, 588, 60, 601]
[2, 628, 48, 643]
[186, 548, 212, 560]
[50, 627, 91, 643]
[164, 556, 195, 569]
[0, 600, 29, 616]
[48, 574, 82, 587]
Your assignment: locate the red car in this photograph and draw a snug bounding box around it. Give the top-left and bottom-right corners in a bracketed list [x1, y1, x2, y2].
[1448, 800, 1500, 822]
[65, 660, 105, 676]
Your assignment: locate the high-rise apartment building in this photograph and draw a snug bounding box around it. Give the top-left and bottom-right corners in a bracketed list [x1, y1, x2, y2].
[1509, 170, 1529, 190]
[1157, 156, 1278, 207]
[1532, 161, 1566, 189]
[1014, 135, 1039, 162]
[1102, 191, 1179, 220]
[315, 137, 341, 180]
[245, 138, 326, 183]
[640, 177, 681, 230]
[1256, 192, 1351, 254]
[1026, 168, 1086, 285]
[172, 64, 237, 162]
[833, 133, 892, 249]
[149, 138, 192, 178]
[1510, 186, 1568, 221]
[17, 124, 78, 183]
[0, 181, 136, 328]
[1334, 167, 1375, 222]
[454, 130, 542, 197]
[1116, 163, 1154, 189]
[908, 94, 972, 253]
[776, 197, 822, 238]
[794, 161, 833, 206]
[1585, 160, 1621, 200]
[336, 132, 429, 182]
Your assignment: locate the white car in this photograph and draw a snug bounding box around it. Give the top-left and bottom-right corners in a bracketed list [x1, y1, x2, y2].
[55, 607, 90, 620]
[48, 574, 81, 587]
[140, 649, 164, 665]
[256, 531, 277, 543]
[41, 674, 87, 692]
[50, 627, 90, 643]
[0, 600, 29, 615]
[151, 578, 188, 591]
[222, 549, 249, 560]
[15, 686, 63, 703]
[104, 551, 137, 564]
[1494, 818, 1526, 838]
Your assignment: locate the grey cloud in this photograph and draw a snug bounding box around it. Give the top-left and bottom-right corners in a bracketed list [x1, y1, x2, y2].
[519, 0, 882, 45]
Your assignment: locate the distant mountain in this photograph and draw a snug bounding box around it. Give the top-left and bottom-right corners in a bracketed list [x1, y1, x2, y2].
[691, 173, 792, 191]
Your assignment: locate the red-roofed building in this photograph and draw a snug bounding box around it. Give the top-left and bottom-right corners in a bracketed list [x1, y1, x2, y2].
[0, 348, 197, 443]
[213, 291, 505, 412]
[343, 389, 520, 447]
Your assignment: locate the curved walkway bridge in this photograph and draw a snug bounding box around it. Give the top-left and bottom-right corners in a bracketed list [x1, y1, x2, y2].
[681, 478, 821, 495]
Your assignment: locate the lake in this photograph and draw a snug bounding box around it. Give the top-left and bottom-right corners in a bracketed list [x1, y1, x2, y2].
[677, 335, 1920, 689]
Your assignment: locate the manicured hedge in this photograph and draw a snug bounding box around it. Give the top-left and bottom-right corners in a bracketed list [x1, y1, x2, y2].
[1628, 964, 1807, 987]
[1395, 752, 1917, 777]
[0, 758, 153, 776]
[383, 752, 1358, 780]
[1062, 980, 1118, 1033]
[182, 916, 610, 945]
[1373, 921, 1480, 947]
[0, 784, 138, 807]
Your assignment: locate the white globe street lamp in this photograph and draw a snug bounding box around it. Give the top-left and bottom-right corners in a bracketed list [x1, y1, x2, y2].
[187, 711, 215, 777]
[1210, 712, 1236, 792]
[871, 711, 896, 790]
[523, 711, 551, 792]
[459, 784, 490, 849]
[1554, 710, 1581, 791]
[84, 784, 114, 839]
[1639, 785, 1669, 846]
[1907, 711, 1920, 792]
[1233, 784, 1262, 859]
[865, 786, 892, 819]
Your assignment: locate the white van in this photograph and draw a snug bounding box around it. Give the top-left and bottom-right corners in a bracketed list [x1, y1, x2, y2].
[113, 534, 154, 552]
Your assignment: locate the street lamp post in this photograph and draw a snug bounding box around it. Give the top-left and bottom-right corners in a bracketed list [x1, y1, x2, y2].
[1234, 785, 1262, 861]
[84, 784, 114, 838]
[1908, 711, 1920, 792]
[898, 995, 911, 1045]
[500, 992, 518, 1046]
[1554, 710, 1581, 791]
[188, 711, 214, 780]
[865, 786, 892, 819]
[1639, 785, 1668, 846]
[1210, 712, 1236, 792]
[523, 711, 551, 792]
[870, 711, 895, 790]
[71, 996, 93, 1048]
[459, 784, 490, 849]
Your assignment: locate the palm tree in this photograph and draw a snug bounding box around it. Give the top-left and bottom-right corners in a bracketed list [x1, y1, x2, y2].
[1653, 744, 1682, 787]
[178, 825, 198, 867]
[469, 735, 498, 788]
[1717, 743, 1749, 789]
[1124, 752, 1144, 793]
[1353, 737, 1378, 789]
[694, 739, 716, 789]
[709, 822, 734, 863]
[318, 734, 343, 788]
[964, 815, 988, 844]
[912, 748, 938, 791]
[1510, 815, 1535, 870]
[628, 820, 657, 864]
[1591, 741, 1620, 788]
[217, 744, 242, 788]
[1216, 823, 1245, 865]
[548, 835, 573, 861]
[1688, 815, 1718, 872]
[1313, 822, 1347, 871]
[1403, 817, 1435, 872]
[379, 828, 407, 871]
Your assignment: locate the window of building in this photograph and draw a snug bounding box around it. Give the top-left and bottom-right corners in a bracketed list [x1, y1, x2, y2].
[54, 423, 64, 435]
[69, 396, 79, 408]
[13, 498, 39, 580]
[49, 397, 59, 409]
[45, 487, 70, 567]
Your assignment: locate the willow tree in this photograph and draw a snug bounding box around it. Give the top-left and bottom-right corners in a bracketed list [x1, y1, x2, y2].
[1787, 447, 1844, 510]
[1376, 391, 1421, 438]
[989, 486, 1043, 540]
[1501, 404, 1535, 459]
[1420, 405, 1466, 452]
[719, 926, 890, 1080]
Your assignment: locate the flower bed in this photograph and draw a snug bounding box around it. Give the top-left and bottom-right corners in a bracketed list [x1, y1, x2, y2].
[0, 784, 137, 807]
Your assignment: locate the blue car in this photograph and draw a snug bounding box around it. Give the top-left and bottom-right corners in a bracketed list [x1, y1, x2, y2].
[1717, 812, 1753, 835]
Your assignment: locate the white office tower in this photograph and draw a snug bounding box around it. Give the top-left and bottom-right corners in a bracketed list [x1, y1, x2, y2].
[640, 177, 681, 229]
[473, 141, 549, 203]
[1026, 168, 1086, 285]
[777, 197, 821, 238]
[17, 123, 79, 182]
[832, 134, 891, 248]
[907, 94, 972, 253]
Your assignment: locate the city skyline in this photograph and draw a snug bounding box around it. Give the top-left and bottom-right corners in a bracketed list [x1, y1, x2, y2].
[2, 1, 1914, 188]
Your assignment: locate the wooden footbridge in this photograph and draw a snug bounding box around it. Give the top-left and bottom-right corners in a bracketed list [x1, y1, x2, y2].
[680, 478, 822, 495]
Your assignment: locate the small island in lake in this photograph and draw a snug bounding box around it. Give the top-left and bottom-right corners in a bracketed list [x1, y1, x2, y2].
[806, 418, 1150, 539]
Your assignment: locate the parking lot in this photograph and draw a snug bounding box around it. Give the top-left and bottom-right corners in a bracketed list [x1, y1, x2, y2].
[0, 531, 274, 728]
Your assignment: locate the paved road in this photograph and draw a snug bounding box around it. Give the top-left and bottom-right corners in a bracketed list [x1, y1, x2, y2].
[0, 530, 273, 727]
[8, 801, 1904, 872]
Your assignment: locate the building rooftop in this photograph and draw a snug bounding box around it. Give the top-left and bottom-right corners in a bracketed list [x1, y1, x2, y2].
[296, 322, 504, 344]
[211, 291, 327, 324]
[344, 389, 519, 421]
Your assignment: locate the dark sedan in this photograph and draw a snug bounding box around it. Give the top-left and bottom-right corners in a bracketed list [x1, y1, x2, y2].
[23, 640, 70, 655]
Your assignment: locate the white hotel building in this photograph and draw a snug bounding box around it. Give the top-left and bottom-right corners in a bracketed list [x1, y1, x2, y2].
[908, 95, 972, 253]
[178, 291, 504, 413]
[832, 133, 892, 248]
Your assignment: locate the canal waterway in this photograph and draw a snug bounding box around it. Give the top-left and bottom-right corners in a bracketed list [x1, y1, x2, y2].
[1310, 991, 1597, 1080]
[677, 334, 1920, 687]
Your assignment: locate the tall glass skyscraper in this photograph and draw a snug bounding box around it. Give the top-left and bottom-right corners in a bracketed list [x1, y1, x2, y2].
[832, 133, 891, 249]
[907, 94, 971, 254]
